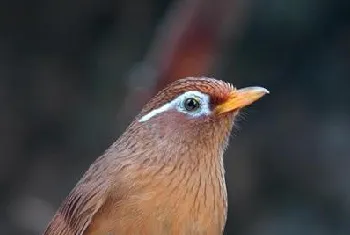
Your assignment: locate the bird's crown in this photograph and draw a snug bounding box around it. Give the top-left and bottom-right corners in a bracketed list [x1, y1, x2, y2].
[138, 77, 268, 122]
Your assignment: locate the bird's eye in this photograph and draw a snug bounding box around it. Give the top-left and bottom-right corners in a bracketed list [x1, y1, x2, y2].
[183, 98, 200, 112]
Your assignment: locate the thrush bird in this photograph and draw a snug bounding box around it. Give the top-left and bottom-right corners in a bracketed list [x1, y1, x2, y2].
[44, 77, 268, 235]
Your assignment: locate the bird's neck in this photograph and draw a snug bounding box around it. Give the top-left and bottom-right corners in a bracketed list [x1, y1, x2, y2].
[98, 122, 230, 234]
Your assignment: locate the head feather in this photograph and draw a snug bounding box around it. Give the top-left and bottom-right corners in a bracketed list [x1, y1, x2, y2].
[139, 77, 235, 117]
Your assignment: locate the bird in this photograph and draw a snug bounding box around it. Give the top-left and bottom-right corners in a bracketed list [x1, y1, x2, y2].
[43, 77, 268, 235]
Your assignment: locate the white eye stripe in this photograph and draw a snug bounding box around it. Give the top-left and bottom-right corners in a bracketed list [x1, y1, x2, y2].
[139, 91, 211, 122]
[139, 101, 174, 122]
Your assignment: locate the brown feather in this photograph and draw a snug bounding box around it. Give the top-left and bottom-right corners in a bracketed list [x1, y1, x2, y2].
[44, 77, 237, 235]
[139, 77, 235, 116]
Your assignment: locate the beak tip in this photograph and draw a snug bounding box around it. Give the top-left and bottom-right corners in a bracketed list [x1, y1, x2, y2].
[251, 86, 270, 95]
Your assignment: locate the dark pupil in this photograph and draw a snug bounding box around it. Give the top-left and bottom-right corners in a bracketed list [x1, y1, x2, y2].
[184, 98, 200, 111]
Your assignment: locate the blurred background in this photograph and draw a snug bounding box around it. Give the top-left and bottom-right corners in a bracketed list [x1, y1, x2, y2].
[1, 0, 350, 234]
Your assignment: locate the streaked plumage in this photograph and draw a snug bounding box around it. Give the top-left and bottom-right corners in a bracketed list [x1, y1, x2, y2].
[44, 77, 268, 235]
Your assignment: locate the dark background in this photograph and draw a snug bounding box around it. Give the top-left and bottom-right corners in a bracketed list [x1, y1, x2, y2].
[1, 0, 350, 234]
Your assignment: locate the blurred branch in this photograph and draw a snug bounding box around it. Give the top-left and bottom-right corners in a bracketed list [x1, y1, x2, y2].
[117, 0, 249, 124]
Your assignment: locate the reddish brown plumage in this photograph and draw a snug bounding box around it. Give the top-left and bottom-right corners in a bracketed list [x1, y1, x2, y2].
[140, 77, 234, 116]
[44, 77, 267, 235]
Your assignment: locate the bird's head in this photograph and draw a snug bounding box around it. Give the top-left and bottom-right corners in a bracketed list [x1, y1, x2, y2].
[124, 77, 268, 163]
[119, 77, 268, 165]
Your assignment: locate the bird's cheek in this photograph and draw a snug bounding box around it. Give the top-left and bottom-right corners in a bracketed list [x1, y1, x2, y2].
[144, 113, 184, 138]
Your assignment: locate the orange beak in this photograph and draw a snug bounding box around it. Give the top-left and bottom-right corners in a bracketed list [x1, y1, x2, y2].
[215, 86, 269, 114]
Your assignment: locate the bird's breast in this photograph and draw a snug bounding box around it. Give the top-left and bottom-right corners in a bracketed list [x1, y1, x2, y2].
[86, 163, 227, 235]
